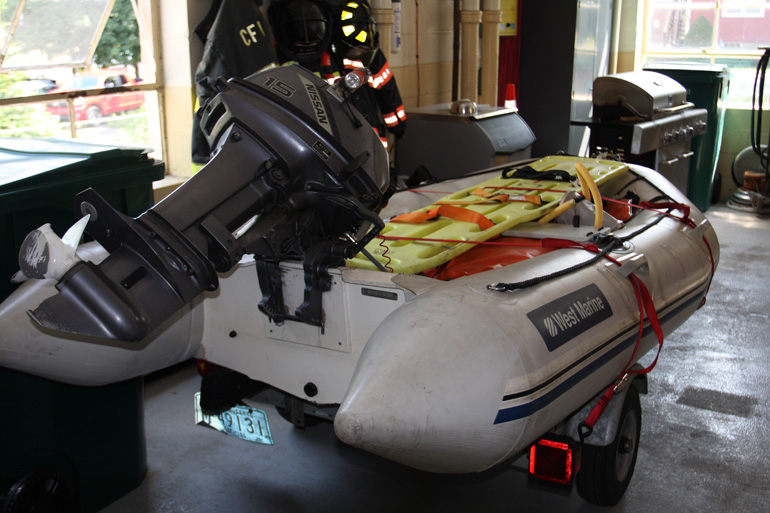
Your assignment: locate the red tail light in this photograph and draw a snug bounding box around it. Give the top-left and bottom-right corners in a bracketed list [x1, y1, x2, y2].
[529, 438, 574, 485]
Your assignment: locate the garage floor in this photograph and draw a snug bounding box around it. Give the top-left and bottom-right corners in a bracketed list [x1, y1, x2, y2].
[99, 203, 770, 513]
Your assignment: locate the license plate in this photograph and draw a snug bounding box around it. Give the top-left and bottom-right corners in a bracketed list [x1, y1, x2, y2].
[194, 392, 274, 445]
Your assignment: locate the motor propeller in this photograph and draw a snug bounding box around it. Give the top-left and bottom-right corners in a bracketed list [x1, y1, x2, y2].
[12, 215, 90, 282]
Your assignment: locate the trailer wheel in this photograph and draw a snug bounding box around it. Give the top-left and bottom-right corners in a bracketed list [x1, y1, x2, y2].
[576, 385, 641, 506]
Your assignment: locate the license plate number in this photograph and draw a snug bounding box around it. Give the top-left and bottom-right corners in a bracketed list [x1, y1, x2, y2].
[194, 392, 274, 445]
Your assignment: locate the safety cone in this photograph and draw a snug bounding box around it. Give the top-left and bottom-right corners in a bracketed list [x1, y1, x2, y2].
[504, 83, 517, 110]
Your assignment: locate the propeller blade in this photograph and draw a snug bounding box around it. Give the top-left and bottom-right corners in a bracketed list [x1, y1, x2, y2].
[61, 214, 90, 250]
[16, 215, 90, 281]
[10, 270, 27, 283]
[17, 226, 52, 280]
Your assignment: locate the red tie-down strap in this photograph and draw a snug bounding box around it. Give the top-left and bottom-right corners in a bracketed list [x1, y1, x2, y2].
[579, 272, 663, 441]
[577, 200, 714, 440]
[641, 200, 716, 296]
[640, 200, 695, 228]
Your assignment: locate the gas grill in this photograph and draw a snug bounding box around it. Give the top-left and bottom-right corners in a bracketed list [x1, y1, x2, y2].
[575, 71, 708, 195]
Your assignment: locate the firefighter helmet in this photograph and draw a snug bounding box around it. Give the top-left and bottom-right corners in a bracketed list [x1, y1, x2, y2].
[269, 0, 332, 65]
[333, 1, 378, 66]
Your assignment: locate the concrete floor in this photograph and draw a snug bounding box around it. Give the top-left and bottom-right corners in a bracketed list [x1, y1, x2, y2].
[99, 203, 770, 513]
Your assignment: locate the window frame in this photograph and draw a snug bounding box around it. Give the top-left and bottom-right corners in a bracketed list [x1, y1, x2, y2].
[1, 0, 116, 72]
[640, 0, 770, 108]
[0, 0, 165, 156]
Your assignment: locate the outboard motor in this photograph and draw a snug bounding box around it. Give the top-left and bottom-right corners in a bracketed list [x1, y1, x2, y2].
[28, 65, 390, 341]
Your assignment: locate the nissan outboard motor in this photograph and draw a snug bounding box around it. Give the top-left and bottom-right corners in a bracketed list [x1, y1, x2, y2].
[28, 65, 390, 341]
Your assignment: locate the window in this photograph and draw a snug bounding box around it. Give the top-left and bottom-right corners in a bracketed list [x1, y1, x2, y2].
[722, 0, 765, 17]
[0, 0, 163, 160]
[641, 0, 770, 108]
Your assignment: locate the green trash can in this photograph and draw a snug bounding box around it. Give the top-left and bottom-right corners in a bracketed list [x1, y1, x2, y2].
[644, 63, 730, 212]
[0, 370, 146, 513]
[0, 138, 165, 301]
[0, 138, 164, 512]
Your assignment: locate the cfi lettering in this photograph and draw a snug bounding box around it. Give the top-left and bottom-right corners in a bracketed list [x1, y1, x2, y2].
[239, 22, 265, 46]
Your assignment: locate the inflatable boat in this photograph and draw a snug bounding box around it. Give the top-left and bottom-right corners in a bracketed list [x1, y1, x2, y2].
[0, 65, 719, 504]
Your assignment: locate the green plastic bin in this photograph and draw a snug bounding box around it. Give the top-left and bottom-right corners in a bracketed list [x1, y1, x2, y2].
[0, 138, 163, 512]
[0, 138, 164, 301]
[645, 63, 730, 212]
[0, 370, 147, 513]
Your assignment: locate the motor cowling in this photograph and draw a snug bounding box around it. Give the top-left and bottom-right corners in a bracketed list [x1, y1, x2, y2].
[28, 65, 390, 341]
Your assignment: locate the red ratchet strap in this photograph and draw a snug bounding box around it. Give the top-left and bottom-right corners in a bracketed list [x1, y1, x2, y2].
[642, 202, 715, 294]
[488, 186, 695, 225]
[376, 235, 598, 252]
[579, 200, 715, 439]
[540, 238, 599, 252]
[379, 235, 533, 246]
[639, 200, 695, 227]
[390, 205, 494, 230]
[579, 268, 663, 441]
[635, 199, 716, 297]
[618, 199, 714, 292]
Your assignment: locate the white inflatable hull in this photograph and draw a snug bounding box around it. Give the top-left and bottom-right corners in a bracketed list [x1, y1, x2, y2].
[0, 162, 719, 474]
[333, 220, 712, 472]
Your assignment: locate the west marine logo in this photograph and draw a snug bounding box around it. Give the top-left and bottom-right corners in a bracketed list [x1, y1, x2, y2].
[544, 317, 559, 338]
[299, 76, 333, 135]
[545, 295, 607, 334]
[527, 284, 613, 352]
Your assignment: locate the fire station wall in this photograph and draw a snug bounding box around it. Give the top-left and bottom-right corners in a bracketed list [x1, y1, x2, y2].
[385, 1, 456, 108]
[160, 0, 197, 177]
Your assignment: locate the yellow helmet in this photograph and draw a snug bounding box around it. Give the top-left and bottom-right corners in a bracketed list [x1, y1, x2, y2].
[333, 1, 378, 66]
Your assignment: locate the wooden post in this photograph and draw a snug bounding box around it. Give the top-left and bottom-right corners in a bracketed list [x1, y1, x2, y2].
[371, 0, 395, 61]
[481, 0, 501, 105]
[460, 0, 481, 101]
